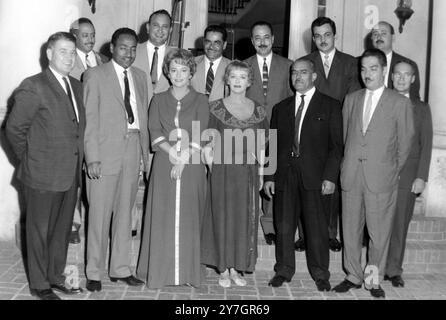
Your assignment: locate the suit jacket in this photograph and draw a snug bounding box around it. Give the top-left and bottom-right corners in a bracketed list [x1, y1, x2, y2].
[83, 61, 149, 175]
[244, 54, 294, 121]
[6, 69, 85, 192]
[388, 51, 421, 100]
[190, 55, 231, 102]
[70, 51, 108, 81]
[341, 88, 415, 193]
[398, 98, 433, 189]
[265, 90, 343, 191]
[303, 50, 361, 103]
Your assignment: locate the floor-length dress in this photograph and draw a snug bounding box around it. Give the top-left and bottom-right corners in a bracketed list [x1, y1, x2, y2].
[201, 99, 269, 273]
[137, 87, 209, 288]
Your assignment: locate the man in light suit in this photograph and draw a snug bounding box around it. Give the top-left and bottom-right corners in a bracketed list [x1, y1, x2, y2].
[191, 25, 231, 102]
[6, 32, 85, 300]
[385, 61, 433, 288]
[69, 18, 108, 82]
[263, 58, 343, 290]
[83, 28, 149, 292]
[303, 17, 362, 252]
[371, 21, 420, 100]
[333, 49, 414, 298]
[244, 21, 293, 244]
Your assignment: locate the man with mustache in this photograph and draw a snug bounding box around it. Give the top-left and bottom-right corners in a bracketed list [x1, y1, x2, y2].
[333, 49, 414, 298]
[302, 17, 362, 253]
[244, 21, 293, 245]
[371, 21, 420, 100]
[83, 28, 149, 292]
[191, 25, 231, 101]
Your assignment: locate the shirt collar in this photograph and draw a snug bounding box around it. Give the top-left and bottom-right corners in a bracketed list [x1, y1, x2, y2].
[296, 86, 316, 100]
[366, 85, 385, 96]
[76, 48, 93, 58]
[49, 65, 69, 81]
[112, 59, 129, 75]
[205, 55, 222, 69]
[257, 52, 273, 65]
[319, 48, 336, 61]
[147, 41, 166, 50]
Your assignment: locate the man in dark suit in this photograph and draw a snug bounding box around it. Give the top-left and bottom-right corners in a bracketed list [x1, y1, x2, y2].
[245, 21, 294, 244]
[6, 32, 85, 300]
[385, 61, 433, 288]
[83, 28, 148, 292]
[302, 17, 361, 252]
[371, 21, 420, 100]
[333, 49, 414, 298]
[263, 58, 343, 290]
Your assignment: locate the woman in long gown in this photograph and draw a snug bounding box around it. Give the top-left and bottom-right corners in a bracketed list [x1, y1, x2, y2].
[201, 61, 269, 287]
[137, 49, 209, 289]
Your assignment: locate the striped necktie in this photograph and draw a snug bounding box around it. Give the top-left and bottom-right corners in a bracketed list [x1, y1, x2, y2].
[262, 57, 268, 97]
[205, 62, 214, 96]
[151, 47, 159, 85]
[62, 77, 78, 122]
[85, 53, 92, 69]
[292, 95, 305, 156]
[323, 54, 330, 77]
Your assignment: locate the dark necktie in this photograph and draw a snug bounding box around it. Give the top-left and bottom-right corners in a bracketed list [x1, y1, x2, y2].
[62, 77, 78, 122]
[123, 70, 134, 124]
[85, 53, 92, 69]
[151, 47, 159, 85]
[292, 95, 305, 156]
[205, 62, 214, 95]
[262, 57, 268, 97]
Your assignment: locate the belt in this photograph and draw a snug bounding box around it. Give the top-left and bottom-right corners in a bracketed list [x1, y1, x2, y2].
[127, 128, 140, 133]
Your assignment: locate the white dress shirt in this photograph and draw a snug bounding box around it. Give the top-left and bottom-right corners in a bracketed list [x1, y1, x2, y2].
[256, 52, 272, 81]
[112, 60, 140, 130]
[295, 86, 316, 142]
[204, 55, 222, 79]
[319, 48, 336, 74]
[146, 41, 166, 82]
[49, 66, 79, 121]
[363, 85, 385, 127]
[76, 48, 98, 69]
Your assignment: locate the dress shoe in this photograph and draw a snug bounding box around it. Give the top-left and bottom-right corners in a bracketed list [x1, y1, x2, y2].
[268, 274, 290, 288]
[265, 233, 276, 245]
[294, 238, 305, 251]
[315, 279, 331, 292]
[328, 238, 342, 252]
[86, 279, 102, 292]
[369, 286, 386, 298]
[332, 279, 362, 292]
[230, 269, 247, 287]
[31, 288, 61, 300]
[69, 229, 80, 244]
[218, 270, 231, 288]
[384, 275, 405, 288]
[110, 275, 144, 286]
[51, 283, 83, 295]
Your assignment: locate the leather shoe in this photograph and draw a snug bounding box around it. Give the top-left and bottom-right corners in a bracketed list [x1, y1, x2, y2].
[369, 286, 386, 298]
[384, 275, 405, 288]
[86, 279, 102, 292]
[265, 233, 276, 245]
[51, 283, 83, 295]
[31, 288, 61, 300]
[294, 238, 305, 251]
[110, 275, 144, 286]
[268, 274, 290, 288]
[315, 279, 331, 292]
[332, 279, 362, 292]
[328, 238, 342, 252]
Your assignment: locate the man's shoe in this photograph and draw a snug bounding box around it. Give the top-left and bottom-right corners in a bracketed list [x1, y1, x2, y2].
[69, 230, 80, 244]
[332, 279, 362, 293]
[315, 279, 331, 292]
[265, 233, 276, 245]
[384, 275, 405, 288]
[31, 288, 61, 300]
[50, 283, 83, 295]
[268, 274, 290, 288]
[294, 238, 305, 252]
[110, 275, 144, 286]
[369, 286, 386, 298]
[328, 238, 342, 252]
[86, 280, 102, 292]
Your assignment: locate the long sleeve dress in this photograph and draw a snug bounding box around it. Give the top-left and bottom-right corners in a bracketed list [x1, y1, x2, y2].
[137, 87, 209, 289]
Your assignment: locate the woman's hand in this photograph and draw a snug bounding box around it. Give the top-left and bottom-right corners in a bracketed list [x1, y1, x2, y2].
[170, 163, 185, 180]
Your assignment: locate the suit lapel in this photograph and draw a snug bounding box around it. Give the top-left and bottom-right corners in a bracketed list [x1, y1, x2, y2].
[327, 51, 341, 81]
[213, 57, 228, 96]
[196, 56, 206, 93]
[74, 54, 86, 73]
[251, 56, 262, 89]
[45, 69, 78, 122]
[355, 89, 366, 134]
[301, 90, 320, 134]
[130, 67, 145, 121]
[366, 89, 388, 132]
[105, 62, 125, 110]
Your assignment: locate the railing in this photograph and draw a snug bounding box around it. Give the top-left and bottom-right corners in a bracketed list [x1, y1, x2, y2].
[208, 0, 251, 15]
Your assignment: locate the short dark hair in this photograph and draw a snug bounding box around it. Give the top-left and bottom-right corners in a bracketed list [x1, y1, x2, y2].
[204, 25, 228, 42]
[375, 21, 395, 35]
[311, 17, 336, 36]
[392, 60, 416, 75]
[293, 58, 315, 73]
[148, 9, 172, 25]
[361, 48, 387, 67]
[163, 48, 197, 77]
[250, 21, 273, 37]
[111, 28, 138, 46]
[69, 17, 94, 34]
[47, 32, 76, 49]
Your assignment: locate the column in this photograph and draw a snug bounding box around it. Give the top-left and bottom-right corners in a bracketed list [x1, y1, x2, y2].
[288, 0, 317, 60]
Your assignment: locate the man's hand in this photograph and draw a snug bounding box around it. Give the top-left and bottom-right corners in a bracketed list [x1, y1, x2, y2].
[87, 161, 102, 179]
[170, 163, 185, 180]
[321, 180, 335, 195]
[264, 181, 275, 199]
[411, 178, 426, 195]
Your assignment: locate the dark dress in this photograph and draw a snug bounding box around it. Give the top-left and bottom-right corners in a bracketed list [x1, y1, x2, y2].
[137, 88, 209, 289]
[201, 99, 269, 273]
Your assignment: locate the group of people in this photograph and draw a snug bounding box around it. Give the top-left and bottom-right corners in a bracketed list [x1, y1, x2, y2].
[5, 8, 432, 301]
